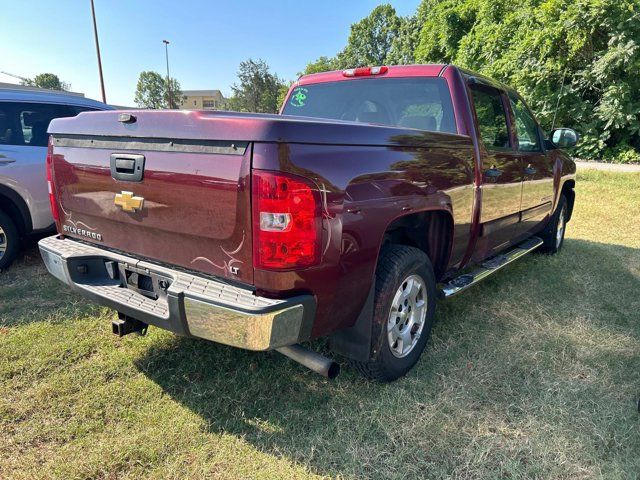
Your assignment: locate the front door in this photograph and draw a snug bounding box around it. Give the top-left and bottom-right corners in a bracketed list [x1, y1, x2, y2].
[507, 93, 554, 233]
[469, 83, 523, 256]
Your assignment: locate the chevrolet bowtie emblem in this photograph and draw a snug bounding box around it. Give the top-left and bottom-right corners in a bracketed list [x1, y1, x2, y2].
[114, 191, 144, 212]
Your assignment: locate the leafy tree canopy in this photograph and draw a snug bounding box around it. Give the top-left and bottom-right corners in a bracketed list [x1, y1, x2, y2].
[134, 71, 183, 109]
[301, 0, 640, 160]
[339, 4, 403, 67]
[303, 5, 413, 74]
[228, 59, 287, 113]
[302, 56, 339, 76]
[415, 0, 640, 159]
[21, 73, 70, 91]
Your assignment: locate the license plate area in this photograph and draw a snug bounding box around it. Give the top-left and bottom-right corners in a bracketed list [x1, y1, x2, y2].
[117, 263, 172, 300]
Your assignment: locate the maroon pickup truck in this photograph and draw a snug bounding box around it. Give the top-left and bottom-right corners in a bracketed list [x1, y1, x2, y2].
[39, 64, 577, 382]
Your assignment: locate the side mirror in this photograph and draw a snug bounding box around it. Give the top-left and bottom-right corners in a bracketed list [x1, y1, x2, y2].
[550, 128, 579, 148]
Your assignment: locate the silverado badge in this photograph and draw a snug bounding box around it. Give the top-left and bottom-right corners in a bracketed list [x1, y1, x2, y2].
[114, 191, 144, 212]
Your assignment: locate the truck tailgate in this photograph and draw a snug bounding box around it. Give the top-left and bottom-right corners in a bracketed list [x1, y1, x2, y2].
[50, 134, 253, 284]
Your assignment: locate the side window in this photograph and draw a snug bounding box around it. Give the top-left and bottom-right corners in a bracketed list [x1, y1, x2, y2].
[0, 103, 17, 145]
[15, 103, 76, 147]
[0, 103, 100, 146]
[509, 95, 542, 152]
[470, 85, 511, 151]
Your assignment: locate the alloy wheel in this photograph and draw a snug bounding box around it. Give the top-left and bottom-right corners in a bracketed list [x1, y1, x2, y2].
[387, 274, 428, 358]
[556, 204, 567, 249]
[0, 226, 6, 259]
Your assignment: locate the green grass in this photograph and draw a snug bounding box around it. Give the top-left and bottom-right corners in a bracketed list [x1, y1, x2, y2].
[1, 170, 639, 479]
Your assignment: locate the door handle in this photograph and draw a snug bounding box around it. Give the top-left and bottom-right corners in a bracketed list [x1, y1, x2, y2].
[484, 168, 502, 178]
[524, 166, 537, 175]
[0, 159, 16, 165]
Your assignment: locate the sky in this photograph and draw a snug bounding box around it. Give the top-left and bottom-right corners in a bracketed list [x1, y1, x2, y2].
[0, 0, 421, 106]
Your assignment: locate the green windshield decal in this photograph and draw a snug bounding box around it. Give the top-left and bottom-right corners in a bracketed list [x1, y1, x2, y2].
[290, 87, 308, 107]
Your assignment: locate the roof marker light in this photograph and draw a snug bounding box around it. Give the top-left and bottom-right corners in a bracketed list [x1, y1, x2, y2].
[342, 66, 389, 77]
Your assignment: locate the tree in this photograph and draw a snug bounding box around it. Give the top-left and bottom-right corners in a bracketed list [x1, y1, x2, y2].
[307, 0, 640, 160]
[165, 77, 183, 109]
[227, 59, 286, 113]
[303, 4, 409, 73]
[134, 71, 183, 109]
[302, 56, 339, 75]
[277, 82, 293, 111]
[134, 71, 164, 109]
[414, 0, 640, 160]
[339, 4, 402, 67]
[386, 15, 421, 65]
[21, 73, 70, 91]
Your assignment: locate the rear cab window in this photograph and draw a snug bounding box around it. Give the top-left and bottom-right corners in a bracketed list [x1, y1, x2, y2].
[282, 77, 457, 134]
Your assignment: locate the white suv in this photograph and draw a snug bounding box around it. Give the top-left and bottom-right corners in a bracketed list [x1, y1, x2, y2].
[0, 86, 111, 269]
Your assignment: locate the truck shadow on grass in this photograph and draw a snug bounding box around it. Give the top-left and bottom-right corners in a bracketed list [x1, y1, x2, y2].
[134, 238, 640, 478]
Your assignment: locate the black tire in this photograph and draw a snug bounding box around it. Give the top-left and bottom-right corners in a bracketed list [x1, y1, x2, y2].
[538, 194, 568, 255]
[352, 245, 437, 382]
[0, 209, 20, 270]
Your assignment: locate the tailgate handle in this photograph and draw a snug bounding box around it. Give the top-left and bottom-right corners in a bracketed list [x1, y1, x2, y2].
[110, 154, 145, 182]
[115, 158, 135, 173]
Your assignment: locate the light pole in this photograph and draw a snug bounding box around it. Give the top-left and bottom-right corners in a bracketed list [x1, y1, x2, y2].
[90, 0, 106, 103]
[163, 40, 172, 108]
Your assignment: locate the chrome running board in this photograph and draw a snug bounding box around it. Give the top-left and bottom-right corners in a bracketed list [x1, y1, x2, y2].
[440, 236, 543, 298]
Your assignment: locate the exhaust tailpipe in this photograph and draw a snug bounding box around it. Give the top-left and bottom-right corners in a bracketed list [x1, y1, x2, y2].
[276, 344, 340, 379]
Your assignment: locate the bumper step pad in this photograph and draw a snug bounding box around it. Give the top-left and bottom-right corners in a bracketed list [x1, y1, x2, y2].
[38, 235, 314, 350]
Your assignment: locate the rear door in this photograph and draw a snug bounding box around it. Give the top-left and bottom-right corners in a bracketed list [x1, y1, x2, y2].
[507, 93, 554, 232]
[469, 83, 523, 254]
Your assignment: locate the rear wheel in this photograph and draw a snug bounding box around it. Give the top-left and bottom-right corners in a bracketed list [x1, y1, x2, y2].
[539, 194, 568, 255]
[0, 210, 20, 270]
[352, 245, 436, 382]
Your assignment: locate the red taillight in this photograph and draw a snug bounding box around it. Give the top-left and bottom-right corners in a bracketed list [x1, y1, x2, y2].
[46, 137, 60, 222]
[342, 66, 388, 77]
[252, 170, 321, 270]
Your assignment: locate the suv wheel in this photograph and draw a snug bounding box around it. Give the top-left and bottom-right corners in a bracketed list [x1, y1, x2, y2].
[539, 194, 568, 255]
[0, 210, 19, 270]
[352, 245, 436, 382]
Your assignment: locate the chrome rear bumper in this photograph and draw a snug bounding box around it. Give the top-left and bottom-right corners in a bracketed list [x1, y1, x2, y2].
[38, 235, 315, 350]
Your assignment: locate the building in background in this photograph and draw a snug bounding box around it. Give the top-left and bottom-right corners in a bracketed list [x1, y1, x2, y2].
[179, 90, 227, 110]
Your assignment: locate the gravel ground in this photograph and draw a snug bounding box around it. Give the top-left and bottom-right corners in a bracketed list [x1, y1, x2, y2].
[575, 160, 640, 172]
